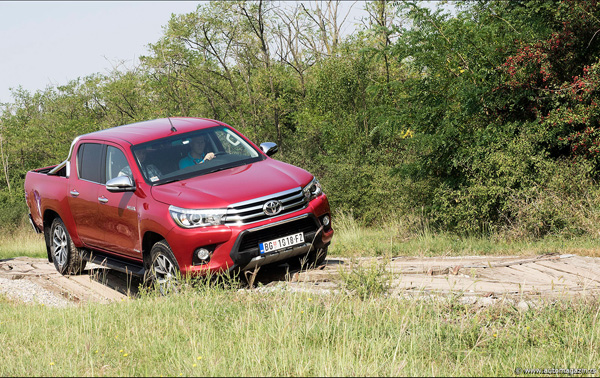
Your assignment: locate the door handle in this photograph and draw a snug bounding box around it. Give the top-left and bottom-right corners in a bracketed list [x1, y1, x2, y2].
[98, 196, 108, 204]
[70, 190, 79, 197]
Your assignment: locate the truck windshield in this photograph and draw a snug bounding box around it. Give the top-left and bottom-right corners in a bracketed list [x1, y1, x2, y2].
[131, 126, 264, 185]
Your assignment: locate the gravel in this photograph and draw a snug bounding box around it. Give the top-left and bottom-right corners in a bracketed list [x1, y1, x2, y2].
[0, 277, 72, 308]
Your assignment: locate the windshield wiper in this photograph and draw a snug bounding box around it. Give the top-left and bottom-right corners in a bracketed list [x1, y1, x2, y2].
[206, 162, 250, 174]
[206, 166, 232, 174]
[155, 162, 248, 184]
[154, 178, 182, 186]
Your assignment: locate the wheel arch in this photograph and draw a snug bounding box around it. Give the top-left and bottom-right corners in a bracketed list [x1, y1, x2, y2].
[142, 231, 166, 269]
[42, 210, 61, 262]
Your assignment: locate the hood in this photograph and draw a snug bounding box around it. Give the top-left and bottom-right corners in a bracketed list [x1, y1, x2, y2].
[150, 159, 314, 209]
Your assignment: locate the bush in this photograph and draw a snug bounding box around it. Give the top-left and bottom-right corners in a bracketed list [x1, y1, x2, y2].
[0, 190, 28, 228]
[501, 161, 600, 239]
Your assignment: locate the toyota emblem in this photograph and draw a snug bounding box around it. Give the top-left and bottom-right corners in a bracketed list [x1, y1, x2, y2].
[263, 200, 283, 216]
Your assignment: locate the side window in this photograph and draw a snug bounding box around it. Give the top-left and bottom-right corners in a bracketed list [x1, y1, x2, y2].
[106, 146, 131, 182]
[77, 143, 103, 183]
[215, 128, 258, 157]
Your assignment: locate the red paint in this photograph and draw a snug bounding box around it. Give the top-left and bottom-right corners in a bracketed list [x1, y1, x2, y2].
[25, 117, 333, 276]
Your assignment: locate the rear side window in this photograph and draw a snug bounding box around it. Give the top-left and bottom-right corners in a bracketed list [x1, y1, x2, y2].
[77, 143, 104, 183]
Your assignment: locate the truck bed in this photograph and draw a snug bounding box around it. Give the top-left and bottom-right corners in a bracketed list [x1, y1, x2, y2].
[33, 164, 65, 176]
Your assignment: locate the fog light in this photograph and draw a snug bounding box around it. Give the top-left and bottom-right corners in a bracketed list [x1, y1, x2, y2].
[322, 215, 330, 227]
[195, 248, 210, 262]
[193, 245, 216, 266]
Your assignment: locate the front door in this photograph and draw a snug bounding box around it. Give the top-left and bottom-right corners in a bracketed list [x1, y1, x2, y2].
[95, 145, 141, 259]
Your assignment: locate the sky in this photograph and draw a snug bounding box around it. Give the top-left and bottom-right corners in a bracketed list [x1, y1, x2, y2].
[0, 1, 378, 105]
[0, 1, 202, 104]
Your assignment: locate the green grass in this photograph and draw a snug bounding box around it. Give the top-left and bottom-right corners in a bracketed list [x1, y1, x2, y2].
[1, 221, 600, 376]
[0, 283, 599, 376]
[3, 214, 600, 262]
[329, 212, 600, 258]
[0, 226, 46, 260]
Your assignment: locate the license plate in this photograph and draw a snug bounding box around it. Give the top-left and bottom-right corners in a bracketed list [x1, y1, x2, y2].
[259, 232, 305, 254]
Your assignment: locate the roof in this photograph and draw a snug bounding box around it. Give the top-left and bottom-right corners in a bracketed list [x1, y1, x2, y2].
[79, 117, 223, 145]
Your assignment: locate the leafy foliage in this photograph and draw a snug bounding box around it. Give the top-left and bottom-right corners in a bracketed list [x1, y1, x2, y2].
[3, 0, 600, 239]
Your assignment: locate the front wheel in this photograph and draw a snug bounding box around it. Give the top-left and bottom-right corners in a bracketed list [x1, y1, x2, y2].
[49, 217, 86, 275]
[311, 246, 328, 267]
[144, 240, 180, 294]
[297, 246, 328, 270]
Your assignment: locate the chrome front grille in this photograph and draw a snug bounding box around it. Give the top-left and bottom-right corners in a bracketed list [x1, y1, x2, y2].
[225, 187, 307, 226]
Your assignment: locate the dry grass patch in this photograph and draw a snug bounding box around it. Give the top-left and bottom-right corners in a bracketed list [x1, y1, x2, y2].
[0, 226, 46, 260]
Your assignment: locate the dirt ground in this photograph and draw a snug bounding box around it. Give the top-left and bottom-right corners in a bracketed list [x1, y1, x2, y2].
[1, 253, 599, 307]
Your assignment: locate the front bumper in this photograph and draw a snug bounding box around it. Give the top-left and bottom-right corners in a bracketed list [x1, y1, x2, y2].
[230, 213, 331, 271]
[166, 194, 333, 276]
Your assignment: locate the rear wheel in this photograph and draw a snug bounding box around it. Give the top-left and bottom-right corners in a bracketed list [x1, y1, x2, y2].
[144, 240, 180, 294]
[49, 217, 86, 275]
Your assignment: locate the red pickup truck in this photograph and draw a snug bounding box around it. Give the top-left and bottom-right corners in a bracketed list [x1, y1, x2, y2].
[24, 117, 333, 287]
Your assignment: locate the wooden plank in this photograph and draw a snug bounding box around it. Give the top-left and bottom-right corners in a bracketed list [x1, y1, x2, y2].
[503, 264, 577, 287]
[392, 274, 533, 295]
[541, 256, 600, 276]
[533, 261, 600, 285]
[387, 254, 574, 276]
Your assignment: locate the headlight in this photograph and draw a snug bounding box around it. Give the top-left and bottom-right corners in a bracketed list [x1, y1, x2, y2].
[169, 205, 227, 228]
[303, 177, 323, 202]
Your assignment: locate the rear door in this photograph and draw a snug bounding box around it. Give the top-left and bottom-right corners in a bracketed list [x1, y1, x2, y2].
[68, 142, 104, 248]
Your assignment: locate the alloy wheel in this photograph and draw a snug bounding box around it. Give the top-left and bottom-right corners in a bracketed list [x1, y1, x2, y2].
[152, 254, 178, 294]
[52, 225, 68, 267]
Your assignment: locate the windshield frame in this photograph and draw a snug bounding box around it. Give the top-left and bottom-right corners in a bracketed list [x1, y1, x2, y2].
[130, 126, 266, 186]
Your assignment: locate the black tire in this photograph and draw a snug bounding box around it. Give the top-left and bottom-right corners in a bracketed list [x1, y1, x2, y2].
[144, 240, 180, 294]
[297, 246, 328, 270]
[49, 217, 86, 275]
[312, 246, 328, 267]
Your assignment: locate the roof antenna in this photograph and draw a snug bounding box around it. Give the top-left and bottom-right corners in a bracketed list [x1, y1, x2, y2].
[168, 117, 177, 132]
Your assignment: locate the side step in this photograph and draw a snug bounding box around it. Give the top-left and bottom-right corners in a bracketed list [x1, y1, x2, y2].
[80, 250, 145, 277]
